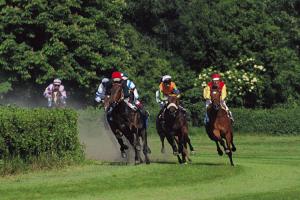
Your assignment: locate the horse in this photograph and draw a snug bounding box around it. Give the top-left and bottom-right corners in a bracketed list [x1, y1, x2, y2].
[205, 85, 236, 166]
[156, 95, 191, 164]
[51, 90, 65, 108]
[104, 82, 150, 164]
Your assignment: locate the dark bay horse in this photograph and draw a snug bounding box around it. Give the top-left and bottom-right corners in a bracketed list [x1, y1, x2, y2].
[205, 85, 236, 166]
[104, 83, 150, 164]
[156, 95, 191, 163]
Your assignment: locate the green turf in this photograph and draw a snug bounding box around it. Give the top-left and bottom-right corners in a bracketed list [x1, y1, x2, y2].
[1, 133, 300, 200]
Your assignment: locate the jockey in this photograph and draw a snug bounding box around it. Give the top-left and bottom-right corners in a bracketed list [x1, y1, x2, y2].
[203, 73, 234, 124]
[158, 75, 180, 108]
[122, 72, 149, 127]
[43, 78, 67, 107]
[95, 77, 110, 103]
[157, 75, 185, 124]
[121, 72, 139, 110]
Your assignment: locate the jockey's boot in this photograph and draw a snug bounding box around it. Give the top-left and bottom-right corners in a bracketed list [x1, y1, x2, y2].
[106, 106, 113, 121]
[158, 108, 166, 129]
[139, 106, 149, 128]
[47, 98, 52, 108]
[204, 112, 209, 125]
[179, 105, 190, 119]
[228, 110, 234, 124]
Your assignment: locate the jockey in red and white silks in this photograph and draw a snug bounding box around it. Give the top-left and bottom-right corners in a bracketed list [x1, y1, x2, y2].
[43, 79, 67, 107]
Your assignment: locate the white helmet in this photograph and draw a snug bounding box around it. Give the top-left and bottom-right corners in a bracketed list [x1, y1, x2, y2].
[53, 78, 62, 85]
[162, 75, 172, 82]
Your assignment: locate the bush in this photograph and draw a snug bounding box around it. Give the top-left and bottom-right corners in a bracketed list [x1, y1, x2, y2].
[232, 107, 300, 135]
[0, 106, 84, 166]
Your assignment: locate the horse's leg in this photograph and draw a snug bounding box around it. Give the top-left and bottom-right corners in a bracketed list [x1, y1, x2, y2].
[133, 129, 143, 164]
[165, 133, 178, 155]
[225, 131, 234, 166]
[187, 136, 195, 154]
[215, 141, 223, 156]
[141, 129, 150, 164]
[213, 130, 223, 156]
[110, 127, 128, 158]
[231, 133, 236, 152]
[159, 131, 165, 154]
[144, 130, 151, 154]
[181, 127, 190, 163]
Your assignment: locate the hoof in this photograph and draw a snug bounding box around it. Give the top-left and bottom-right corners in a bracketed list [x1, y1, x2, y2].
[121, 152, 127, 158]
[232, 146, 236, 152]
[135, 145, 141, 151]
[147, 146, 152, 154]
[217, 150, 223, 156]
[145, 159, 150, 165]
[135, 160, 141, 165]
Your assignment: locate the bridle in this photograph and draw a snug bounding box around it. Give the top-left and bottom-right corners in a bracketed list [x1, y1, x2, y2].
[211, 89, 221, 110]
[110, 83, 124, 105]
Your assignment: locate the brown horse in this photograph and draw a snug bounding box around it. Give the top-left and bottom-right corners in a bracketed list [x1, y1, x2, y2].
[156, 95, 191, 163]
[205, 85, 236, 166]
[104, 83, 150, 164]
[51, 90, 65, 108]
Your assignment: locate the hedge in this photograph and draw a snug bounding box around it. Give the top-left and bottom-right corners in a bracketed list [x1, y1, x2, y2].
[231, 107, 300, 135]
[0, 106, 83, 162]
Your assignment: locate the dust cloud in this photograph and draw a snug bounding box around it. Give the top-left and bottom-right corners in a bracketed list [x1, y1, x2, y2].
[78, 111, 135, 163]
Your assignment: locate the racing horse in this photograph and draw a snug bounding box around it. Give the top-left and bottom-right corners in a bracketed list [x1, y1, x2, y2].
[51, 90, 65, 108]
[104, 82, 150, 164]
[156, 95, 191, 163]
[205, 84, 236, 166]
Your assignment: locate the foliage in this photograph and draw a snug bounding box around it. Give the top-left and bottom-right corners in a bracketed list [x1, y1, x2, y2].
[126, 0, 300, 107]
[196, 57, 267, 106]
[232, 106, 300, 134]
[0, 106, 84, 164]
[0, 0, 129, 99]
[1, 0, 300, 111]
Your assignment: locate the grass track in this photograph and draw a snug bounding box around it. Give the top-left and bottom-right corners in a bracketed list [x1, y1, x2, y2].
[1, 133, 300, 200]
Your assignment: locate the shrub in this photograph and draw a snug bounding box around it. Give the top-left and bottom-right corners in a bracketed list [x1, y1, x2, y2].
[232, 107, 300, 135]
[0, 106, 84, 166]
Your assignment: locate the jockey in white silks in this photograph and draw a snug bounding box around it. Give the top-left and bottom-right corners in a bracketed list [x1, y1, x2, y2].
[43, 78, 67, 107]
[95, 78, 110, 103]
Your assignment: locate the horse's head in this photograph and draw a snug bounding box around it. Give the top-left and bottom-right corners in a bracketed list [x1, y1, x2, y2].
[52, 91, 62, 107]
[210, 84, 221, 110]
[166, 95, 179, 117]
[109, 82, 124, 108]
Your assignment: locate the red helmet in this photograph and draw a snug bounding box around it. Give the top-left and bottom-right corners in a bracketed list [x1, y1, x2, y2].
[111, 71, 122, 81]
[211, 73, 221, 81]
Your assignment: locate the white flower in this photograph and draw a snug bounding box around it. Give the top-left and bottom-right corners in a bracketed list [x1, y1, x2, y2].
[201, 82, 207, 87]
[251, 77, 257, 83]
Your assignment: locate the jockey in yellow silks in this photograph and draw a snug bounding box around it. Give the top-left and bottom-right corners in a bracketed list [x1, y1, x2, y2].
[203, 73, 234, 124]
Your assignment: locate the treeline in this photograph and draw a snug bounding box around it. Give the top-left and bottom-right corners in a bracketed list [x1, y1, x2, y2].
[1, 0, 300, 111]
